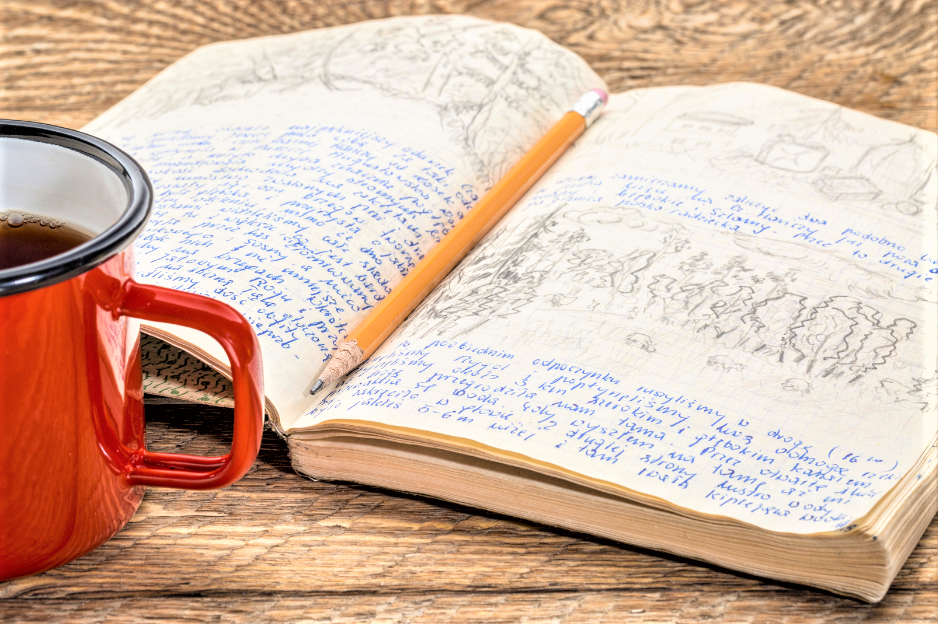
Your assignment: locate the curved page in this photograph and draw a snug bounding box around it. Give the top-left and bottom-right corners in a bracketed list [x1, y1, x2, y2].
[84, 15, 606, 422]
[297, 83, 938, 534]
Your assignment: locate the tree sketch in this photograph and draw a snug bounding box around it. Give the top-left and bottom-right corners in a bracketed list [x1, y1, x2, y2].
[402, 202, 935, 412]
[88, 15, 601, 187]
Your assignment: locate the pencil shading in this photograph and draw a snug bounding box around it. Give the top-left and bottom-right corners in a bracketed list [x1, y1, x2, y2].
[310, 90, 607, 394]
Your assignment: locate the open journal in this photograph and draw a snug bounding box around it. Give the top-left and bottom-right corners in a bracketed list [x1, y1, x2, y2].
[84, 15, 937, 602]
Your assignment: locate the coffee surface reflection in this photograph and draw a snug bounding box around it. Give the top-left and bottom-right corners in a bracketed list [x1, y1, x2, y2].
[0, 212, 93, 270]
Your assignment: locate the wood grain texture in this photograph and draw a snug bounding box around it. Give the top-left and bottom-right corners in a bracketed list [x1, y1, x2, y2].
[0, 404, 936, 623]
[1, 0, 935, 131]
[1, 1, 936, 622]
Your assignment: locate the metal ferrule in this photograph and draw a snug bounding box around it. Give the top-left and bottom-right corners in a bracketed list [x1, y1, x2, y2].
[571, 91, 606, 127]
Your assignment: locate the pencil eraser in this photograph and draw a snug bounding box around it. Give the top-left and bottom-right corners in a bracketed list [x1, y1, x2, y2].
[590, 88, 609, 105]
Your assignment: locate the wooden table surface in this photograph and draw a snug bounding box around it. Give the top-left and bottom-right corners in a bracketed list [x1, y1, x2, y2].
[1, 1, 936, 622]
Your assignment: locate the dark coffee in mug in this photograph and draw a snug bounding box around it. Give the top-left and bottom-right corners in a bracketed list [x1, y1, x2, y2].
[1, 120, 264, 582]
[0, 211, 93, 270]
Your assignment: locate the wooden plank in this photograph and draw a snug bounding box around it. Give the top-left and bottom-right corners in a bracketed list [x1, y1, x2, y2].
[0, 404, 935, 622]
[1, 0, 934, 131]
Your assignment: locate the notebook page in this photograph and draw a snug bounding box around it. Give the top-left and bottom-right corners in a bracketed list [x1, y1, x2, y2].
[83, 15, 605, 423]
[296, 83, 938, 534]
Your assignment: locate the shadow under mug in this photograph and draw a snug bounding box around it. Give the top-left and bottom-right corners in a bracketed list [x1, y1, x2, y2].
[0, 120, 265, 581]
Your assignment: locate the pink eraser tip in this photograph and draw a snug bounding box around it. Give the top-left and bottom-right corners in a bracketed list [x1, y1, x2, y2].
[591, 88, 608, 104]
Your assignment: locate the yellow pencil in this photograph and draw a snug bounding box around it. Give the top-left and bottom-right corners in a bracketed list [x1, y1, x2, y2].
[310, 89, 608, 395]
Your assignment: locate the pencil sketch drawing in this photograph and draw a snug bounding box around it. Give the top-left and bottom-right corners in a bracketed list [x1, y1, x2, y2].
[403, 201, 935, 413]
[595, 85, 936, 220]
[90, 15, 599, 187]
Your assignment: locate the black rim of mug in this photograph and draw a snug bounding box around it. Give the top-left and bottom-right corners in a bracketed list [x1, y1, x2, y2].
[0, 120, 152, 296]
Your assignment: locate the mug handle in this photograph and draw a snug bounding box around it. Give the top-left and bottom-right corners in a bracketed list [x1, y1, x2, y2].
[116, 280, 264, 490]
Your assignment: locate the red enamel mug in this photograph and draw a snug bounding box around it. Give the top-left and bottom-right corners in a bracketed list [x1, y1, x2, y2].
[0, 121, 264, 581]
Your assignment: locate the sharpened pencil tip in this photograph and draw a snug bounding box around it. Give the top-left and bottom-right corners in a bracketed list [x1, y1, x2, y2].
[310, 379, 324, 395]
